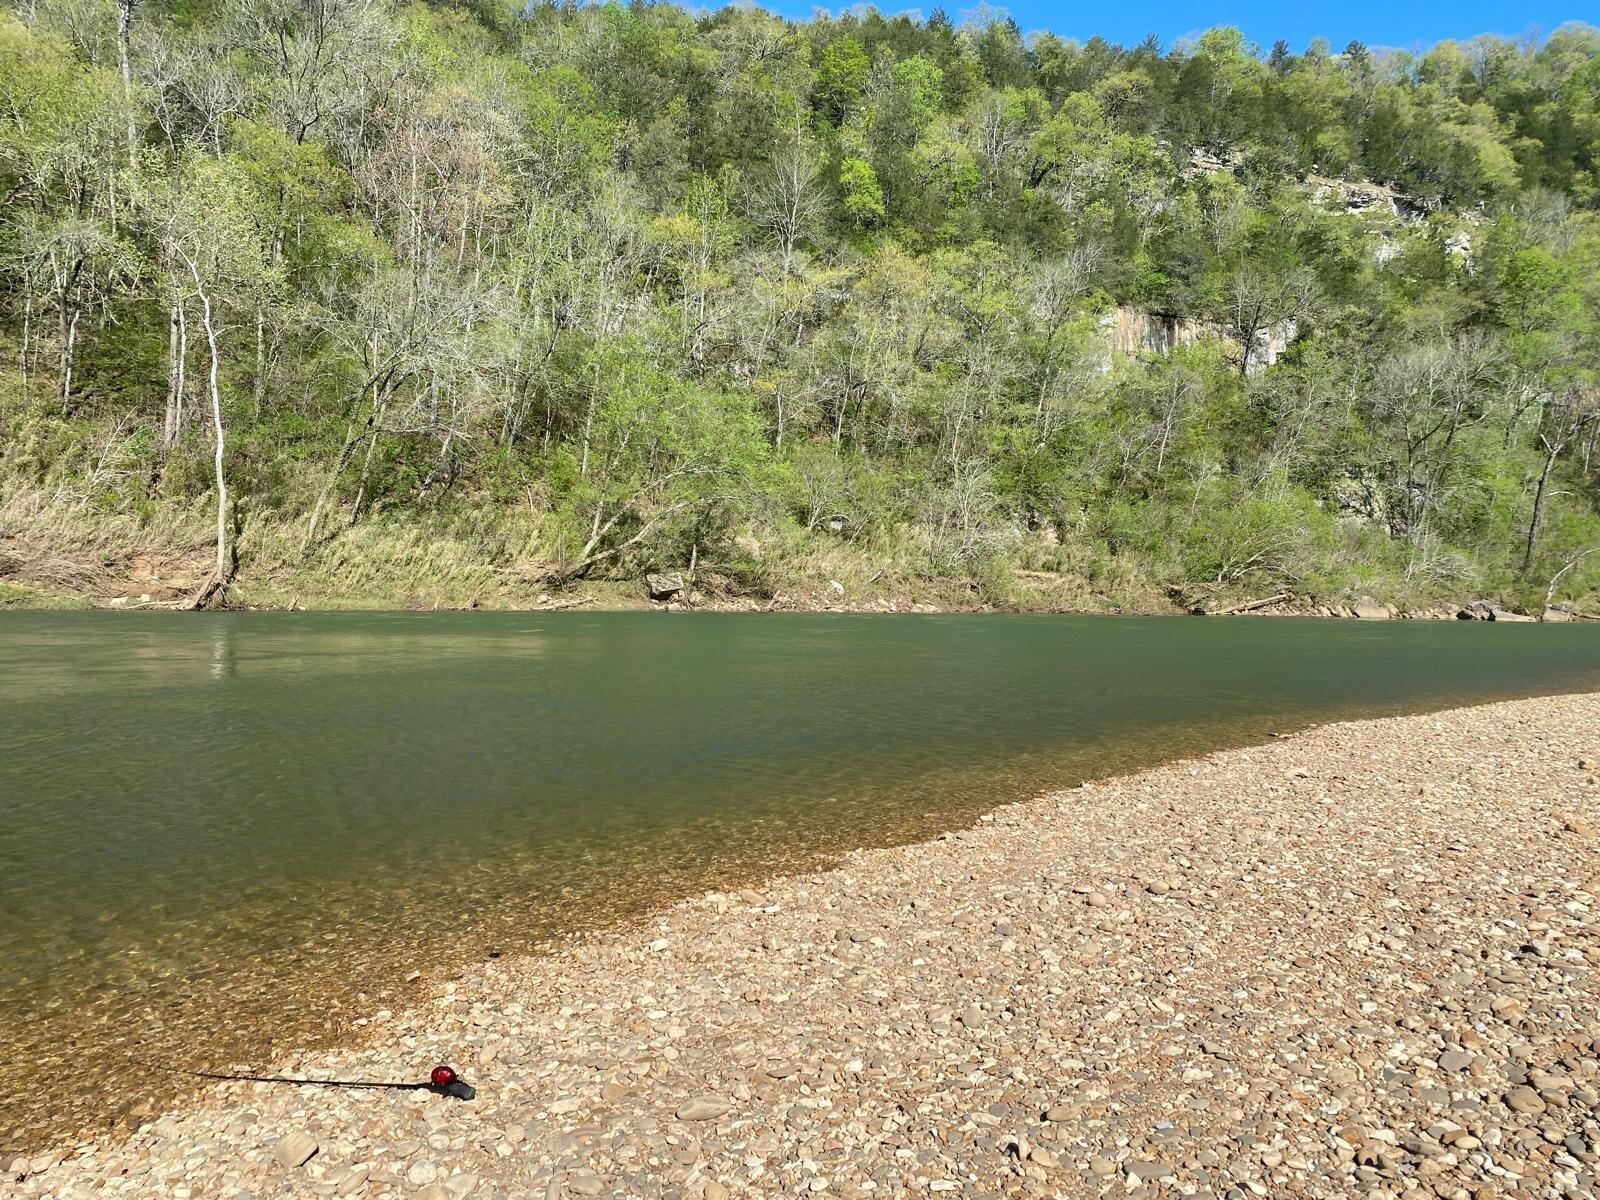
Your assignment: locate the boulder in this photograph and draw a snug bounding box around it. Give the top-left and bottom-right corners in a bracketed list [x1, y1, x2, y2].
[1458, 600, 1535, 622]
[645, 573, 685, 601]
[1350, 595, 1389, 620]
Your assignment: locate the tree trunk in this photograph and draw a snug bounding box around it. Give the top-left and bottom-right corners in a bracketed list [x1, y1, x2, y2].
[253, 306, 266, 416]
[184, 256, 230, 586]
[347, 397, 388, 527]
[116, 0, 137, 167]
[162, 296, 185, 453]
[1547, 548, 1599, 611]
[1522, 436, 1561, 573]
[579, 374, 600, 478]
[18, 285, 30, 398]
[60, 304, 80, 413]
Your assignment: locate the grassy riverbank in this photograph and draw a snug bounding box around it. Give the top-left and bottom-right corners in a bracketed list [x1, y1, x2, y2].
[2, 498, 1588, 618]
[13, 692, 1599, 1197]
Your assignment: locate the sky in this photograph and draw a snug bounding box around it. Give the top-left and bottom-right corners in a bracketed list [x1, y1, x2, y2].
[737, 0, 1592, 55]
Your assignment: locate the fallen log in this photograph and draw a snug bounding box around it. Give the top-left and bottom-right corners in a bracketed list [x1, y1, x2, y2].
[534, 595, 597, 612]
[183, 568, 229, 611]
[1208, 591, 1291, 616]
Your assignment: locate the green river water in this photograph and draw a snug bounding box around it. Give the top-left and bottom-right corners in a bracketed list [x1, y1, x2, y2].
[4, 611, 1600, 1151]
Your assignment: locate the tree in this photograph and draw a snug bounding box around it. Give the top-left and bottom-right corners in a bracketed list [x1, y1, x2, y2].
[0, 0, 1598, 617]
[814, 36, 868, 126]
[1219, 263, 1318, 376]
[838, 156, 885, 229]
[751, 136, 825, 272]
[1523, 389, 1599, 572]
[140, 154, 277, 597]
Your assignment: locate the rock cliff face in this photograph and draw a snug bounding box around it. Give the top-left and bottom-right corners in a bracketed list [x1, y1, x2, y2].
[1307, 174, 1435, 223]
[1087, 162, 1478, 374]
[1246, 318, 1299, 374]
[1105, 307, 1212, 358]
[1101, 307, 1298, 374]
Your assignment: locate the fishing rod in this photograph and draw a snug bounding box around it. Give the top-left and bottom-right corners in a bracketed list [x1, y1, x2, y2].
[196, 1063, 475, 1100]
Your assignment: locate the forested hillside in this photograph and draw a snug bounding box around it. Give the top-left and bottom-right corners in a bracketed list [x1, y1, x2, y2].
[2, 0, 1598, 611]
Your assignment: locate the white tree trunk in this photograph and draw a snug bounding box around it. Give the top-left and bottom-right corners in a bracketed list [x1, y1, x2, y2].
[183, 255, 229, 582]
[116, 0, 138, 167]
[163, 296, 186, 452]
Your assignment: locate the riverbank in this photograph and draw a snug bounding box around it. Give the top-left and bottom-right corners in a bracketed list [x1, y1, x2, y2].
[2, 526, 1587, 620]
[5, 497, 1593, 618]
[13, 692, 1599, 1199]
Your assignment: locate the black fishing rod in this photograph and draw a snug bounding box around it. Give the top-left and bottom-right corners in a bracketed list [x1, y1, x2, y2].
[197, 1063, 475, 1100]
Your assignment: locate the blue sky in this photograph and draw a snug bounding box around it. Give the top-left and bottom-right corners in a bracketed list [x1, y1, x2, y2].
[735, 1, 1591, 54]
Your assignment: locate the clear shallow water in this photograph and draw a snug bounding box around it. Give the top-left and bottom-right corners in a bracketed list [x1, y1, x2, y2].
[4, 611, 1600, 1150]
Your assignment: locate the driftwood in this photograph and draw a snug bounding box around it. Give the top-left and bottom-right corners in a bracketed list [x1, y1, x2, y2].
[1208, 591, 1291, 616]
[183, 567, 229, 611]
[533, 594, 597, 612]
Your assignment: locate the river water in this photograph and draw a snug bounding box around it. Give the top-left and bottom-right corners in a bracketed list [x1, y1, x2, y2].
[4, 611, 1600, 1151]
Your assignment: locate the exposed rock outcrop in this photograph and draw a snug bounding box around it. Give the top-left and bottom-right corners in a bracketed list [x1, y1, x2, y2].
[1457, 600, 1535, 622]
[1350, 595, 1392, 619]
[645, 572, 685, 601]
[1101, 306, 1298, 373]
[1105, 307, 1210, 358]
[1306, 174, 1434, 223]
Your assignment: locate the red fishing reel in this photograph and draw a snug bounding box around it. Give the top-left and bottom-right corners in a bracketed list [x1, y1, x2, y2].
[429, 1064, 475, 1099]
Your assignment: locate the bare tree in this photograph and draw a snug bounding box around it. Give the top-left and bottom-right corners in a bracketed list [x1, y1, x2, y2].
[1027, 246, 1101, 442]
[115, 0, 139, 165]
[169, 243, 229, 586]
[1546, 546, 1599, 612]
[751, 138, 824, 274]
[1367, 333, 1499, 574]
[1221, 264, 1318, 376]
[1523, 388, 1599, 572]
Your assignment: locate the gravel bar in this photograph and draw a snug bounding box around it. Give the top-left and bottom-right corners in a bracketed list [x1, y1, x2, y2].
[12, 692, 1600, 1200]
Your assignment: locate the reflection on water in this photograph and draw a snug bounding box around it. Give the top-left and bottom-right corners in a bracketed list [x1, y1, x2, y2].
[3, 611, 1600, 1152]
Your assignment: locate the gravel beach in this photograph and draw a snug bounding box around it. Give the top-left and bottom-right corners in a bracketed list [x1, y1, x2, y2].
[11, 692, 1600, 1200]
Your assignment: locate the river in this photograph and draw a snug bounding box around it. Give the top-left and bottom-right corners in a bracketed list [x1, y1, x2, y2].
[4, 611, 1600, 1151]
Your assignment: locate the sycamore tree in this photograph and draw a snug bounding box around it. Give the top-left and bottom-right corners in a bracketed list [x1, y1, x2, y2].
[136, 153, 277, 594]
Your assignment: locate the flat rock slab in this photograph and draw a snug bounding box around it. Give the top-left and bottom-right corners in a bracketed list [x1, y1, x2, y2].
[673, 1096, 731, 1121]
[271, 1130, 318, 1169]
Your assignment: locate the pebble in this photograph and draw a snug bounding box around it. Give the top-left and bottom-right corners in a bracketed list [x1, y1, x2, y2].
[673, 1097, 731, 1121]
[407, 1160, 439, 1186]
[1505, 1086, 1547, 1115]
[270, 1131, 318, 1170]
